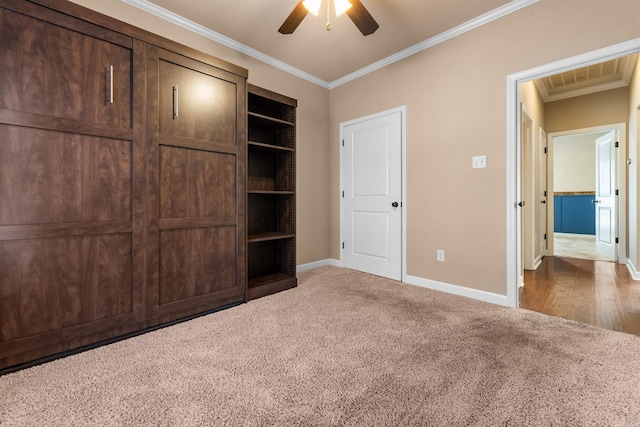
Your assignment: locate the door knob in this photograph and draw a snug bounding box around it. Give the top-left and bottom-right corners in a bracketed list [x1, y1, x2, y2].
[392, 202, 399, 208]
[592, 200, 600, 204]
[541, 200, 546, 204]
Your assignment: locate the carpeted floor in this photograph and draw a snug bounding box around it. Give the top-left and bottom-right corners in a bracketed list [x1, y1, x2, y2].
[2, 266, 640, 426]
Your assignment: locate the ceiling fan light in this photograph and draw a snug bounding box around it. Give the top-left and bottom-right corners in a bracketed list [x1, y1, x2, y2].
[334, 0, 352, 17]
[302, 0, 321, 16]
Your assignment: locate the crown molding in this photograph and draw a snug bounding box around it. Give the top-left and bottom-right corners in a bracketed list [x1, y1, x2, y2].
[122, 0, 538, 90]
[328, 0, 539, 89]
[121, 0, 331, 88]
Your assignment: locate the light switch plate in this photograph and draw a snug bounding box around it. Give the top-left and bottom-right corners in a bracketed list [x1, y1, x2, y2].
[472, 155, 487, 169]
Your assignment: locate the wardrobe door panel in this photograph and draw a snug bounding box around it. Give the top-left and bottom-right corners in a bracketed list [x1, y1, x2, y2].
[0, 234, 133, 342]
[159, 226, 236, 304]
[0, 126, 132, 226]
[158, 54, 236, 147]
[0, 7, 132, 130]
[159, 146, 236, 220]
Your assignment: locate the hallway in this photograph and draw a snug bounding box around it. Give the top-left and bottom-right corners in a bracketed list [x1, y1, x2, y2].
[520, 256, 640, 336]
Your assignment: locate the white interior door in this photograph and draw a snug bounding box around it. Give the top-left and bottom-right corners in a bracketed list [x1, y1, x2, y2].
[594, 130, 617, 261]
[539, 129, 547, 258]
[342, 110, 402, 280]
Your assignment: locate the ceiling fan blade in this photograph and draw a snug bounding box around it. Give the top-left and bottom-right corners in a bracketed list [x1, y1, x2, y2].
[345, 0, 379, 36]
[278, 1, 309, 34]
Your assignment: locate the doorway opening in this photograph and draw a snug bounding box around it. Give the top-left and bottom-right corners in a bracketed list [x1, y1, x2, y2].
[506, 39, 640, 309]
[548, 126, 626, 262]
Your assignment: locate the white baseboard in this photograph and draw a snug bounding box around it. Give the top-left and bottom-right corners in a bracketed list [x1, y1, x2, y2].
[297, 258, 342, 272]
[532, 256, 542, 270]
[404, 274, 510, 307]
[298, 261, 510, 306]
[626, 258, 640, 280]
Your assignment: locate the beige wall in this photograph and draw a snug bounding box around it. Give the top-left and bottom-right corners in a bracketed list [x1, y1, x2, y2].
[553, 133, 607, 193]
[519, 81, 545, 131]
[329, 0, 640, 295]
[629, 56, 640, 269]
[544, 87, 630, 134]
[68, 0, 331, 266]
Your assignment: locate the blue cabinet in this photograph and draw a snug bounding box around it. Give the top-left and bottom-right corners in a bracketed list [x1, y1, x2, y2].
[554, 194, 595, 235]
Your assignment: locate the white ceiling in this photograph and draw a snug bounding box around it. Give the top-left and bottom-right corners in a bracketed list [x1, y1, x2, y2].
[123, 0, 534, 87]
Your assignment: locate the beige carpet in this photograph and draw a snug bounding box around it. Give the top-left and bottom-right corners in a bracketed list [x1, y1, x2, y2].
[2, 266, 640, 426]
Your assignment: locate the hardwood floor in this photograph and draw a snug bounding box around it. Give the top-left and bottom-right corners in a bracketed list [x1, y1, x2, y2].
[521, 256, 640, 336]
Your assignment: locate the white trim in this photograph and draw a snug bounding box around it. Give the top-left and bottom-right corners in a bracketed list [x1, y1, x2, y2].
[329, 0, 539, 89]
[339, 106, 407, 281]
[297, 258, 342, 272]
[627, 259, 640, 280]
[121, 0, 331, 88]
[122, 0, 537, 90]
[507, 38, 640, 308]
[405, 275, 510, 307]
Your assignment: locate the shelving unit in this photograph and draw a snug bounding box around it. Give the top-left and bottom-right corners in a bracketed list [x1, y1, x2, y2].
[247, 84, 297, 300]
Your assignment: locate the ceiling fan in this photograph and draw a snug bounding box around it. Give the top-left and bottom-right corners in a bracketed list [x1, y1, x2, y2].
[279, 0, 379, 36]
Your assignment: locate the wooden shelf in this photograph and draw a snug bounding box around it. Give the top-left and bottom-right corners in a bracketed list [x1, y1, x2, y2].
[248, 141, 295, 152]
[248, 190, 294, 195]
[248, 232, 294, 243]
[248, 272, 294, 289]
[249, 112, 294, 128]
[247, 273, 297, 301]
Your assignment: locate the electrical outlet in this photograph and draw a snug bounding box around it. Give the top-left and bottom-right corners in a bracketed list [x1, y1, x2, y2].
[437, 249, 445, 262]
[472, 155, 487, 169]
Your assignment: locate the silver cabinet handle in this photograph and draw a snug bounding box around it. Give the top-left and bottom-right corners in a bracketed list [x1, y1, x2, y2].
[173, 84, 179, 118]
[109, 65, 114, 104]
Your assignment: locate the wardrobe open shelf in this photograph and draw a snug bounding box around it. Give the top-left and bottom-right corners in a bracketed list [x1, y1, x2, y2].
[249, 112, 294, 128]
[248, 141, 295, 152]
[247, 84, 297, 301]
[248, 272, 295, 290]
[248, 232, 295, 243]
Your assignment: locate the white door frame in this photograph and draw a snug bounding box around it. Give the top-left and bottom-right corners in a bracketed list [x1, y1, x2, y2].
[546, 124, 627, 262]
[521, 105, 536, 271]
[539, 127, 548, 258]
[506, 38, 640, 308]
[339, 106, 407, 281]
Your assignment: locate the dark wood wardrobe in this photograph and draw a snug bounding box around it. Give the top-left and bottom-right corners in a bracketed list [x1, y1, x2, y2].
[0, 0, 247, 369]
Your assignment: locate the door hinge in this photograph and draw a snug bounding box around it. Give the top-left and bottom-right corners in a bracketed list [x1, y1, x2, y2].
[616, 237, 619, 244]
[544, 147, 547, 154]
[615, 189, 619, 196]
[342, 242, 345, 249]
[342, 140, 344, 147]
[615, 141, 619, 148]
[544, 233, 547, 240]
[342, 191, 344, 198]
